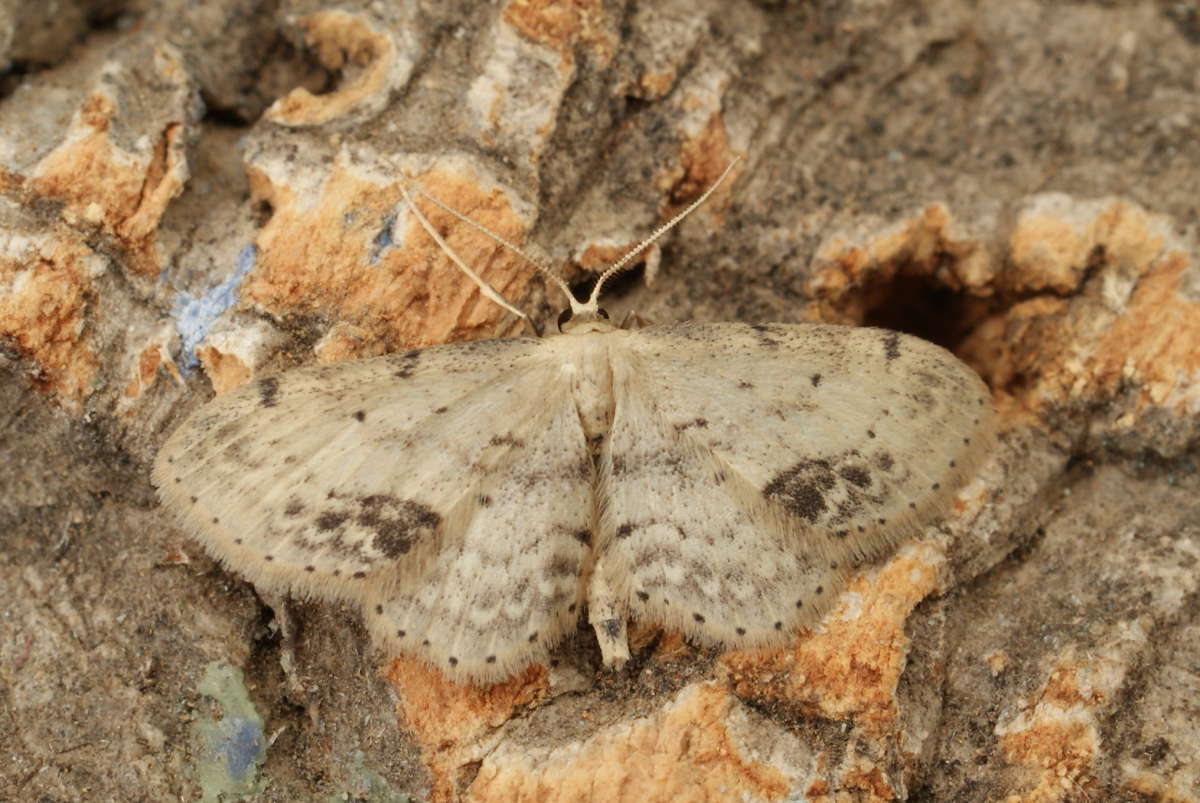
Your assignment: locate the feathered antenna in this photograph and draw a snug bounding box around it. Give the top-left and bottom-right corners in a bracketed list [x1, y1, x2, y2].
[397, 156, 741, 328]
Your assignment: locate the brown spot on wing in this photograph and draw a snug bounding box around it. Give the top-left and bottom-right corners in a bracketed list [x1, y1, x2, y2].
[749, 323, 780, 348]
[391, 349, 421, 379]
[489, 434, 525, 448]
[839, 466, 871, 488]
[355, 495, 441, 558]
[882, 331, 901, 361]
[763, 458, 838, 522]
[258, 377, 279, 408]
[316, 511, 350, 531]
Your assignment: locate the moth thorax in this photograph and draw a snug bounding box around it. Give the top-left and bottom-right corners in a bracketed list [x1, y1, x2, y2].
[560, 342, 614, 444]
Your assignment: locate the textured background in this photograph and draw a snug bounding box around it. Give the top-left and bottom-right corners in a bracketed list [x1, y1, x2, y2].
[1, 0, 1198, 800]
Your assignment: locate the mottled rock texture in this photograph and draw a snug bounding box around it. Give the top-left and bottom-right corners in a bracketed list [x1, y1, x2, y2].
[2, 1, 1198, 801]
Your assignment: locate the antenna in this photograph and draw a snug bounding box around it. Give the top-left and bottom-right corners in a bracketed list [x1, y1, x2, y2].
[395, 176, 588, 334]
[396, 156, 740, 327]
[586, 157, 741, 309]
[396, 179, 537, 331]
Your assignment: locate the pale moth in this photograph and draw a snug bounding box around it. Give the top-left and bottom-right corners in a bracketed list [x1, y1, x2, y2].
[154, 161, 994, 684]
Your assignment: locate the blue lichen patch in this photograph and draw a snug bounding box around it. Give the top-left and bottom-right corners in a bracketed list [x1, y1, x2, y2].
[193, 661, 267, 802]
[171, 243, 257, 373]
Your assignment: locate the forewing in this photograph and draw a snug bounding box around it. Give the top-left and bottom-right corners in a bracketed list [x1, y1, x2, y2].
[154, 337, 552, 603]
[590, 322, 993, 656]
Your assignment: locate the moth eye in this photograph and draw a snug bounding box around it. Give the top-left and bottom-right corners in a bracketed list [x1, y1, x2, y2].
[597, 308, 610, 320]
[557, 308, 573, 331]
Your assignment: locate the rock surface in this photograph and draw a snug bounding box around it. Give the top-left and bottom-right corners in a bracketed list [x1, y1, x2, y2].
[2, 1, 1197, 800]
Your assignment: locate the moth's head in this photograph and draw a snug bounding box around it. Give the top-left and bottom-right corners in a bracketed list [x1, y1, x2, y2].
[557, 305, 614, 334]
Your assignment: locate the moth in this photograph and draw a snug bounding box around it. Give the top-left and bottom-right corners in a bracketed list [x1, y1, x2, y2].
[154, 161, 994, 683]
